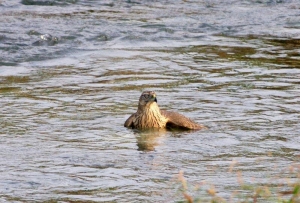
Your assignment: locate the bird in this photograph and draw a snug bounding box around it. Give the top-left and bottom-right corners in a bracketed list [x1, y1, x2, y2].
[124, 91, 205, 130]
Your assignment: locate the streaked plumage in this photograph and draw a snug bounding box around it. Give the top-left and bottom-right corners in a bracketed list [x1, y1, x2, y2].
[124, 91, 205, 130]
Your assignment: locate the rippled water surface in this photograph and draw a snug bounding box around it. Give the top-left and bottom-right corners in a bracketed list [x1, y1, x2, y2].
[0, 0, 300, 202]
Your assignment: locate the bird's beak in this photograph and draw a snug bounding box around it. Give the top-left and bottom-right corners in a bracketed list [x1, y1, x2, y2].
[151, 93, 157, 103]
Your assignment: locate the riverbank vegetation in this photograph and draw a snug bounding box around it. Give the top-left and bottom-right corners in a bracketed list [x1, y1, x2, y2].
[176, 162, 300, 203]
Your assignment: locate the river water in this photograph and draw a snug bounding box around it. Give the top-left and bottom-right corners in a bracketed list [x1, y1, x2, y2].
[0, 0, 300, 202]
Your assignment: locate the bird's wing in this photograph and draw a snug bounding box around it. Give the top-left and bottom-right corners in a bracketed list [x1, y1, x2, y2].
[124, 113, 137, 128]
[160, 110, 205, 130]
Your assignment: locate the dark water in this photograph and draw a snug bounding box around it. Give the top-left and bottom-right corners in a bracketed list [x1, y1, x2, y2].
[0, 0, 300, 202]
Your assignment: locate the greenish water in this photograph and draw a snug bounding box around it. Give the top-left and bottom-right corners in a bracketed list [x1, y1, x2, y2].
[0, 0, 300, 202]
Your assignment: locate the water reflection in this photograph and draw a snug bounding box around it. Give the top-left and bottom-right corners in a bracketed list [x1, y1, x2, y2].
[135, 129, 167, 151]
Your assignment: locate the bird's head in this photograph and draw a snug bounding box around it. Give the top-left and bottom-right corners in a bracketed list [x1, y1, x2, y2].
[138, 91, 158, 111]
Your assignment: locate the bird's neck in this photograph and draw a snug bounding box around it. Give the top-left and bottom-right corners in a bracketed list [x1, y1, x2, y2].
[136, 102, 167, 128]
[138, 102, 161, 114]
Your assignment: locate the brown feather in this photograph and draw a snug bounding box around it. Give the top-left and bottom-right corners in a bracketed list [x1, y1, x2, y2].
[124, 91, 205, 130]
[124, 113, 137, 128]
[161, 110, 205, 130]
